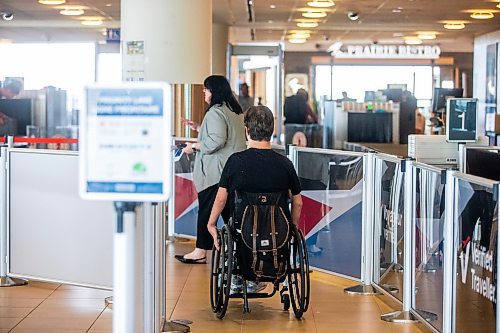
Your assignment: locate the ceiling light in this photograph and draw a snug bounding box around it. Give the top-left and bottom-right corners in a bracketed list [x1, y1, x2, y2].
[302, 11, 327, 18]
[393, 32, 404, 37]
[497, 3, 500, 9]
[105, 3, 112, 7]
[60, 8, 84, 15]
[443, 22, 465, 30]
[270, 4, 276, 9]
[347, 12, 359, 20]
[470, 11, 494, 19]
[289, 33, 311, 39]
[307, 0, 335, 8]
[38, 0, 66, 4]
[81, 19, 103, 26]
[297, 21, 319, 28]
[417, 32, 437, 40]
[288, 38, 307, 44]
[404, 37, 422, 45]
[392, 7, 403, 13]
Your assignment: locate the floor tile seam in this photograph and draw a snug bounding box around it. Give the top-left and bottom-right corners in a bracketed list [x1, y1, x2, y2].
[6, 283, 61, 332]
[85, 305, 110, 333]
[168, 264, 193, 320]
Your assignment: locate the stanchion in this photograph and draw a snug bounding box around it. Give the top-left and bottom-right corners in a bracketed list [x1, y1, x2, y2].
[0, 144, 27, 288]
[345, 152, 380, 295]
[381, 159, 419, 323]
[113, 202, 138, 333]
[442, 169, 455, 332]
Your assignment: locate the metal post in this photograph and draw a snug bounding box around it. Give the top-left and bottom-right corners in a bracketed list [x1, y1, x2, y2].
[167, 139, 176, 238]
[113, 202, 138, 333]
[345, 152, 380, 295]
[0, 145, 27, 287]
[276, 44, 284, 144]
[442, 169, 455, 333]
[457, 143, 466, 173]
[381, 159, 418, 323]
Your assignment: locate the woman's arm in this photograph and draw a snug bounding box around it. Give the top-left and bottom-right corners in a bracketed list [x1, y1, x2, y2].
[199, 108, 228, 154]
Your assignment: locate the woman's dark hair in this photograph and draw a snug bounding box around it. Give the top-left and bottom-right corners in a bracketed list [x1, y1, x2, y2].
[244, 106, 274, 141]
[204, 75, 243, 115]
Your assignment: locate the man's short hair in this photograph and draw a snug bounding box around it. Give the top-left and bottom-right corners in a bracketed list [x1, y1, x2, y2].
[244, 106, 274, 141]
[4, 80, 22, 95]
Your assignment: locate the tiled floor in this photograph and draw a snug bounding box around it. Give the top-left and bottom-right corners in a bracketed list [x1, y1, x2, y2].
[0, 240, 428, 333]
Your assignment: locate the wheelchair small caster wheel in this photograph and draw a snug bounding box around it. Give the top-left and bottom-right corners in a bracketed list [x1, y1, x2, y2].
[281, 293, 290, 311]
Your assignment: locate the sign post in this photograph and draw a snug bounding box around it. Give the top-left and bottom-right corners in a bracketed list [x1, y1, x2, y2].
[80, 83, 172, 333]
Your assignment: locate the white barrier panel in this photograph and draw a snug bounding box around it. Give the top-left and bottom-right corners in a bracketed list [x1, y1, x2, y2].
[8, 149, 114, 288]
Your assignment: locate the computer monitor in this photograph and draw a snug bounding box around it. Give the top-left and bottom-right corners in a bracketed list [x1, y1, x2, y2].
[466, 149, 500, 181]
[431, 87, 463, 113]
[446, 98, 477, 142]
[381, 88, 403, 102]
[0, 99, 32, 136]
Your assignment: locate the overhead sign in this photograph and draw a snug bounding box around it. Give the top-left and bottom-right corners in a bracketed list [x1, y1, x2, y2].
[80, 83, 171, 202]
[331, 44, 441, 59]
[106, 28, 121, 43]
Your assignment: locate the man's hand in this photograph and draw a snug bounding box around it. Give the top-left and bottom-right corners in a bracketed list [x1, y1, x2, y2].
[208, 223, 219, 251]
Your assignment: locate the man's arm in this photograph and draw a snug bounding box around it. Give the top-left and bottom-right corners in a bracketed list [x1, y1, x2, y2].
[291, 194, 303, 225]
[207, 187, 229, 250]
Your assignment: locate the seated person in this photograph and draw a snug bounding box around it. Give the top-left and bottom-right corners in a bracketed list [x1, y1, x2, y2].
[207, 105, 303, 293]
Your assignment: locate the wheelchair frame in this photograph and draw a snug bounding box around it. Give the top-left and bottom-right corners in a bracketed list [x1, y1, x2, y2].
[210, 217, 310, 319]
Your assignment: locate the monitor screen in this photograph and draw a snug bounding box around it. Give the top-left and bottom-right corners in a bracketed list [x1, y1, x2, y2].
[432, 88, 463, 113]
[0, 99, 32, 136]
[382, 88, 403, 102]
[446, 98, 477, 142]
[466, 149, 500, 181]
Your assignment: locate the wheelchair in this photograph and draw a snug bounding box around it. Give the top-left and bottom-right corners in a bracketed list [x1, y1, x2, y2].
[209, 190, 310, 319]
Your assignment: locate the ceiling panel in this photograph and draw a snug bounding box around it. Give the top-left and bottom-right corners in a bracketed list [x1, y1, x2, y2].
[0, 0, 498, 51]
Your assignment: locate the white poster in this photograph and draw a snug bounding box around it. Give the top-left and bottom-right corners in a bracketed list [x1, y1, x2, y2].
[80, 83, 171, 202]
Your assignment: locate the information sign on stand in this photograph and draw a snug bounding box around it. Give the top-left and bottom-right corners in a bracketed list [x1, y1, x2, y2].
[80, 83, 171, 202]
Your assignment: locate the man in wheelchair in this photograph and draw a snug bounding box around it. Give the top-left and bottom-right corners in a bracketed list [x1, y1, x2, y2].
[207, 106, 310, 319]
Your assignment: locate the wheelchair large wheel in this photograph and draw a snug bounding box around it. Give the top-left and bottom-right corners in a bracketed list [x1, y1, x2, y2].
[210, 231, 222, 312]
[213, 225, 233, 319]
[287, 225, 310, 318]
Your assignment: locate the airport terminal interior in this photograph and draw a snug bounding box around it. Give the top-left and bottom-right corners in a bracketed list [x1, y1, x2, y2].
[0, 0, 500, 332]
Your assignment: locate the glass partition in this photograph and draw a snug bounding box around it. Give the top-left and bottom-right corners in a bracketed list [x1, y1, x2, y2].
[294, 148, 364, 279]
[413, 166, 445, 332]
[372, 156, 404, 301]
[454, 177, 498, 333]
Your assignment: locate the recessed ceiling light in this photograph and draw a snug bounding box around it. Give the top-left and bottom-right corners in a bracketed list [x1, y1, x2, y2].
[393, 32, 404, 37]
[60, 8, 84, 15]
[497, 3, 500, 9]
[443, 22, 465, 30]
[297, 21, 319, 28]
[268, 20, 273, 23]
[288, 38, 307, 44]
[470, 11, 494, 19]
[81, 19, 103, 26]
[270, 4, 276, 9]
[307, 0, 335, 8]
[38, 0, 66, 4]
[404, 37, 422, 45]
[105, 3, 112, 7]
[417, 32, 437, 40]
[392, 7, 403, 13]
[302, 11, 327, 18]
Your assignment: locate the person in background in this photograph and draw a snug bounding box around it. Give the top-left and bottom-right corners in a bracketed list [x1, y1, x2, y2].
[175, 75, 246, 264]
[297, 88, 318, 124]
[0, 80, 22, 99]
[284, 88, 317, 124]
[336, 91, 356, 102]
[238, 82, 254, 112]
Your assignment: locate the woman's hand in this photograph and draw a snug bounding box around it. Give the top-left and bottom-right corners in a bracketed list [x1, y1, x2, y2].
[207, 223, 219, 250]
[181, 117, 200, 132]
[182, 142, 198, 154]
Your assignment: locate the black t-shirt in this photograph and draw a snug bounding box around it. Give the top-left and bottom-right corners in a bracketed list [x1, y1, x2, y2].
[219, 148, 301, 199]
[284, 95, 307, 124]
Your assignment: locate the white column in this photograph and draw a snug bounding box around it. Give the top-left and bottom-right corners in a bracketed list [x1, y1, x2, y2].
[121, 0, 212, 83]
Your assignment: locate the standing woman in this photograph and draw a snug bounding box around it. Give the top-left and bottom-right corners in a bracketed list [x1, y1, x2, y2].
[175, 75, 246, 263]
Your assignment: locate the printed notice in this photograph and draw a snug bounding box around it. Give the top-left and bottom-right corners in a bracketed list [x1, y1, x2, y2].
[80, 83, 171, 202]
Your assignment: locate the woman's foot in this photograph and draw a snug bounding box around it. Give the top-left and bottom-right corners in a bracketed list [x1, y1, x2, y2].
[174, 248, 207, 264]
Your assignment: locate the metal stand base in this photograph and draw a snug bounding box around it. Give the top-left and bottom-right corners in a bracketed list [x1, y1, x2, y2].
[393, 263, 404, 273]
[162, 320, 191, 332]
[0, 276, 28, 287]
[104, 296, 113, 306]
[344, 284, 381, 295]
[420, 263, 437, 273]
[414, 309, 438, 322]
[381, 311, 419, 323]
[381, 284, 399, 294]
